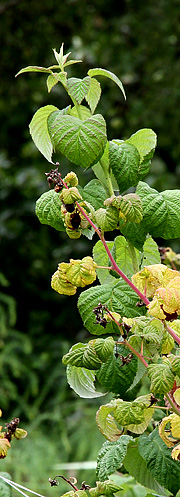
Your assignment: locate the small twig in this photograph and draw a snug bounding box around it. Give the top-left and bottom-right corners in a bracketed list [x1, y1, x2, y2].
[49, 475, 78, 491]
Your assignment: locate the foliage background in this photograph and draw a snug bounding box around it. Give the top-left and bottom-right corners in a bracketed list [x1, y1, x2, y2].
[1, 0, 180, 493]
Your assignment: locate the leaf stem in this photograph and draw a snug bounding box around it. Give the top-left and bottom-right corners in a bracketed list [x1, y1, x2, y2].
[164, 322, 180, 347]
[99, 158, 114, 196]
[123, 339, 149, 368]
[165, 393, 180, 417]
[99, 233, 150, 305]
[127, 241, 139, 273]
[76, 201, 150, 305]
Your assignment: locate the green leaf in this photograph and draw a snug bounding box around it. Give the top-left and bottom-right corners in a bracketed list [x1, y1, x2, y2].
[89, 480, 122, 497]
[147, 360, 175, 394]
[168, 354, 180, 377]
[67, 77, 91, 104]
[96, 402, 122, 441]
[77, 280, 144, 336]
[94, 207, 119, 232]
[97, 344, 138, 395]
[29, 105, 59, 162]
[88, 68, 126, 100]
[136, 181, 180, 239]
[126, 129, 157, 180]
[131, 317, 164, 345]
[63, 338, 114, 370]
[15, 65, 55, 77]
[123, 441, 167, 496]
[47, 112, 107, 168]
[35, 190, 66, 231]
[141, 237, 161, 268]
[161, 331, 174, 354]
[70, 105, 92, 119]
[96, 436, 133, 481]
[113, 395, 154, 429]
[93, 240, 115, 285]
[0, 473, 12, 497]
[79, 179, 107, 210]
[120, 220, 147, 251]
[92, 337, 115, 362]
[138, 427, 180, 495]
[126, 359, 146, 393]
[96, 396, 154, 439]
[117, 193, 143, 224]
[109, 142, 141, 193]
[63, 342, 102, 370]
[112, 236, 141, 278]
[47, 71, 67, 92]
[85, 77, 102, 113]
[66, 365, 106, 398]
[92, 143, 119, 193]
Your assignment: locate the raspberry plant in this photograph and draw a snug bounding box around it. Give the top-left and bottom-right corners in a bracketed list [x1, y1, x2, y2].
[16, 44, 180, 497]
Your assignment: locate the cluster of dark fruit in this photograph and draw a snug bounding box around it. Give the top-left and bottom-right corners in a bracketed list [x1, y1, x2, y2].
[45, 166, 64, 192]
[4, 417, 20, 442]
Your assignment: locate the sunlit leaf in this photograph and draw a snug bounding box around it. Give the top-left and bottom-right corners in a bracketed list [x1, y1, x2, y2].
[85, 77, 102, 113]
[29, 105, 59, 162]
[88, 68, 126, 100]
[67, 76, 91, 104]
[66, 366, 106, 398]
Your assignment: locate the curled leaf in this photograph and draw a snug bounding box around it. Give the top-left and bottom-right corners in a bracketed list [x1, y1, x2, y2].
[94, 207, 119, 231]
[0, 438, 11, 459]
[51, 269, 77, 296]
[65, 256, 97, 287]
[89, 480, 122, 497]
[111, 193, 143, 224]
[14, 428, 28, 440]
[60, 187, 82, 204]
[147, 359, 175, 394]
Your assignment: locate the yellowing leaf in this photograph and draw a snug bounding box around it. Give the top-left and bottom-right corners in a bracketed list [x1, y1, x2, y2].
[171, 443, 180, 460]
[147, 296, 166, 319]
[0, 438, 11, 459]
[51, 257, 97, 296]
[132, 264, 180, 299]
[66, 257, 97, 287]
[148, 275, 180, 319]
[161, 331, 174, 354]
[96, 403, 122, 441]
[170, 319, 180, 338]
[173, 389, 180, 406]
[170, 413, 180, 438]
[159, 415, 175, 448]
[51, 269, 77, 296]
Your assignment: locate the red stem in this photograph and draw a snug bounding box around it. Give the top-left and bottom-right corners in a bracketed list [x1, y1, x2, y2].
[76, 201, 150, 305]
[61, 189, 180, 349]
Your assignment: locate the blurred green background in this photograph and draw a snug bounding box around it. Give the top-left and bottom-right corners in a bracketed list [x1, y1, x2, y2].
[1, 0, 180, 494]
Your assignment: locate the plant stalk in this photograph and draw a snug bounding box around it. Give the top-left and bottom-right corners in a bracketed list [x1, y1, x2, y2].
[165, 393, 180, 417]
